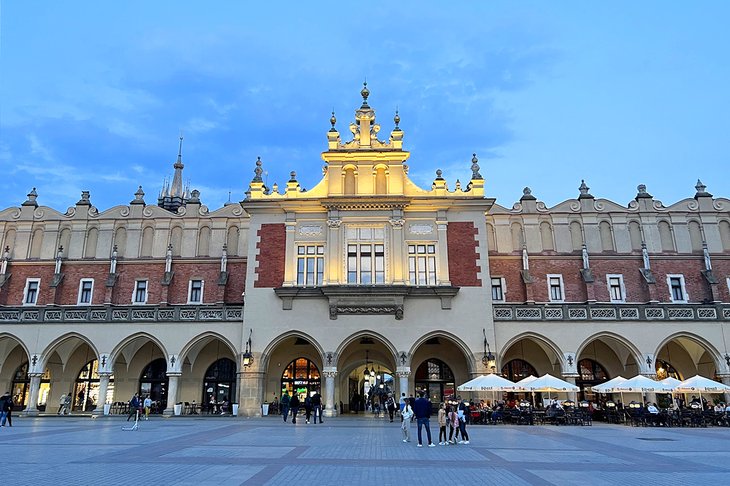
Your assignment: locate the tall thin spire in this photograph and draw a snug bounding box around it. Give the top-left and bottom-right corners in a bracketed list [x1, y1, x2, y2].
[170, 134, 185, 197]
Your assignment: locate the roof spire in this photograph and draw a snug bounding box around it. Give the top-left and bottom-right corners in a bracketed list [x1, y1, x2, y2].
[170, 134, 185, 197]
[360, 81, 370, 108]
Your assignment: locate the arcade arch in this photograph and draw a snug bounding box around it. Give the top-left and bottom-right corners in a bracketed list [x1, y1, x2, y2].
[655, 334, 720, 381]
[500, 334, 564, 378]
[263, 333, 324, 407]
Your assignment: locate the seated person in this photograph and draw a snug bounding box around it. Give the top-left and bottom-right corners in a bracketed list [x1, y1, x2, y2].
[646, 402, 659, 414]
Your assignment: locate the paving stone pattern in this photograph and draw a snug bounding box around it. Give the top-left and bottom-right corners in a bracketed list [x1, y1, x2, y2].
[1, 415, 729, 485]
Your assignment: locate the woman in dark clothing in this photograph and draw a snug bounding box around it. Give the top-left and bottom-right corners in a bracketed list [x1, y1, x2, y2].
[0, 393, 12, 427]
[290, 393, 300, 424]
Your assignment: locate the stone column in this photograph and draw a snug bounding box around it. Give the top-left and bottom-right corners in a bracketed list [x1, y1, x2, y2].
[719, 376, 730, 405]
[323, 370, 337, 417]
[26, 374, 42, 416]
[397, 370, 411, 400]
[93, 374, 111, 414]
[436, 219, 451, 286]
[239, 370, 265, 416]
[389, 216, 406, 285]
[163, 373, 181, 416]
[325, 218, 342, 285]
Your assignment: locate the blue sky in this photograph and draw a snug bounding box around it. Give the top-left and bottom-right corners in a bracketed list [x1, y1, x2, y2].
[1, 1, 728, 211]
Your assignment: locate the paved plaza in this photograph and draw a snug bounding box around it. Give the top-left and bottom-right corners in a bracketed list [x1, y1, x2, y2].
[1, 414, 729, 485]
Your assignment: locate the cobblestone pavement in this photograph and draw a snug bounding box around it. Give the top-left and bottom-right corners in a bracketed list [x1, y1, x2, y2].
[2, 414, 729, 485]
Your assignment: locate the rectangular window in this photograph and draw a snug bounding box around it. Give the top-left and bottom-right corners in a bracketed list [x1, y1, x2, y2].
[133, 280, 148, 304]
[547, 274, 564, 302]
[78, 279, 94, 305]
[188, 279, 203, 304]
[23, 278, 40, 305]
[296, 245, 324, 287]
[408, 244, 438, 286]
[491, 277, 505, 301]
[346, 227, 386, 285]
[667, 274, 688, 303]
[606, 274, 625, 303]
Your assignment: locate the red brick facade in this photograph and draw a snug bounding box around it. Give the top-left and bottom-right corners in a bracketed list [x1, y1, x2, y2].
[254, 223, 286, 288]
[447, 222, 481, 287]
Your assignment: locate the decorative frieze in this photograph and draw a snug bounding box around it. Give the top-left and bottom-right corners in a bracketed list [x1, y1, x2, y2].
[493, 304, 727, 322]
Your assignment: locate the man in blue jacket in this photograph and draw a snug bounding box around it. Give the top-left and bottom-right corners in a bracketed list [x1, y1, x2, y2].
[413, 391, 436, 447]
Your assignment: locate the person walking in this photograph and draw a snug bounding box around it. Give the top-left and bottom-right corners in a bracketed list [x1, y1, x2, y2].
[64, 393, 72, 415]
[304, 394, 312, 424]
[143, 395, 152, 420]
[58, 394, 68, 415]
[437, 402, 447, 445]
[290, 393, 300, 424]
[413, 391, 436, 447]
[386, 394, 396, 422]
[280, 392, 290, 422]
[399, 393, 407, 421]
[401, 400, 413, 443]
[311, 390, 323, 424]
[127, 393, 141, 422]
[0, 392, 11, 427]
[457, 398, 470, 444]
[447, 405, 459, 444]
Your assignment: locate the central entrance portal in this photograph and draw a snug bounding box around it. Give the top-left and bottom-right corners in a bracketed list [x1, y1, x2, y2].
[280, 357, 321, 402]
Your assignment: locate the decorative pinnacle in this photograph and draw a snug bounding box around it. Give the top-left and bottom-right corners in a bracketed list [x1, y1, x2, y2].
[360, 81, 370, 107]
[289, 171, 297, 182]
[252, 156, 263, 183]
[394, 108, 400, 128]
[330, 110, 337, 129]
[174, 134, 184, 168]
[579, 180, 589, 195]
[470, 153, 483, 180]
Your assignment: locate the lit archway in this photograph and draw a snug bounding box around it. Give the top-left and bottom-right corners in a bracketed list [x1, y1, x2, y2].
[414, 358, 455, 405]
[203, 358, 237, 412]
[501, 359, 537, 382]
[139, 358, 168, 412]
[280, 357, 321, 402]
[11, 362, 51, 411]
[73, 359, 114, 412]
[576, 359, 609, 402]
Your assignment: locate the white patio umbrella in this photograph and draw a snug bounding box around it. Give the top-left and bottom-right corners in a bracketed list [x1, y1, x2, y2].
[591, 376, 628, 406]
[674, 375, 730, 408]
[520, 374, 579, 407]
[659, 377, 682, 408]
[612, 375, 674, 394]
[591, 376, 627, 394]
[457, 374, 517, 406]
[515, 375, 538, 387]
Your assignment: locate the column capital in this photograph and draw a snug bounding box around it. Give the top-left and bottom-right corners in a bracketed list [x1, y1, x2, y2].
[323, 370, 338, 378]
[396, 370, 411, 378]
[165, 372, 182, 378]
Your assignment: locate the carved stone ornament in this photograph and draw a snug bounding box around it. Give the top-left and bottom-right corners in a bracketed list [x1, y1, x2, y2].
[322, 370, 338, 378]
[299, 224, 324, 237]
[326, 218, 342, 228]
[389, 218, 406, 228]
[408, 223, 433, 235]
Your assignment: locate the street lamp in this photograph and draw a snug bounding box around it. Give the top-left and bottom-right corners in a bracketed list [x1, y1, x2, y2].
[242, 329, 254, 367]
[482, 329, 496, 372]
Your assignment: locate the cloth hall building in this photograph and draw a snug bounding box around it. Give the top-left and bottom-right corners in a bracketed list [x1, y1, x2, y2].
[1, 86, 730, 417]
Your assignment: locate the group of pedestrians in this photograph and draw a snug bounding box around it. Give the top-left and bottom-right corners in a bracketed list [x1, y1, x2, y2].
[400, 392, 470, 447]
[280, 390, 324, 424]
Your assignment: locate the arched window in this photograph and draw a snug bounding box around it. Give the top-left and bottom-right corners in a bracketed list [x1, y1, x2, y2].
[688, 221, 703, 252]
[84, 227, 99, 258]
[73, 359, 114, 412]
[576, 358, 608, 402]
[58, 228, 71, 254]
[628, 221, 642, 251]
[11, 362, 51, 411]
[226, 226, 239, 256]
[570, 221, 583, 251]
[114, 227, 127, 257]
[540, 221, 554, 251]
[203, 358, 237, 410]
[486, 224, 497, 252]
[2, 228, 17, 258]
[344, 168, 356, 195]
[414, 358, 455, 405]
[30, 228, 44, 258]
[197, 226, 211, 257]
[720, 221, 730, 251]
[374, 167, 387, 194]
[281, 358, 321, 401]
[658, 221, 675, 252]
[510, 222, 524, 251]
[170, 226, 183, 256]
[139, 358, 168, 411]
[599, 221, 614, 251]
[501, 359, 537, 382]
[140, 226, 154, 257]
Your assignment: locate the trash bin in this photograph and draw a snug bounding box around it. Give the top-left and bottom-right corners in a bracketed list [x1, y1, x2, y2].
[261, 403, 269, 416]
[174, 403, 182, 416]
[232, 403, 239, 416]
[103, 403, 111, 415]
